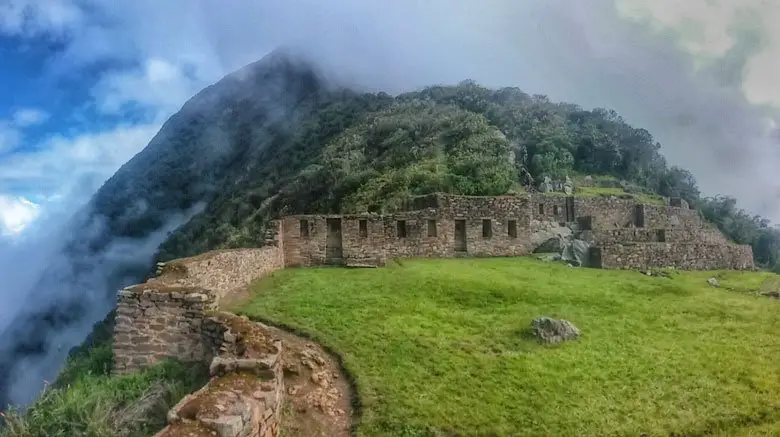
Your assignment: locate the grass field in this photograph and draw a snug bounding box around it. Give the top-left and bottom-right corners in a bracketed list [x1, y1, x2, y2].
[240, 257, 780, 437]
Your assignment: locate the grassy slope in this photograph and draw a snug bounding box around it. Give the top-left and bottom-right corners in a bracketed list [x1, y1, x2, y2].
[240, 258, 780, 437]
[1, 344, 208, 437]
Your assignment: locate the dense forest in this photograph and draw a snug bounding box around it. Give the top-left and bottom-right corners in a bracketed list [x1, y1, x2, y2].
[151, 76, 780, 272]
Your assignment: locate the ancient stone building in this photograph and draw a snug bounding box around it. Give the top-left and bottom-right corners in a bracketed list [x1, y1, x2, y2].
[279, 193, 755, 271]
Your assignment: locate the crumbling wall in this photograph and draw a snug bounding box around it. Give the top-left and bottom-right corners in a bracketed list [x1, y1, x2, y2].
[155, 312, 284, 437]
[112, 286, 217, 374]
[594, 242, 755, 270]
[113, 250, 286, 436]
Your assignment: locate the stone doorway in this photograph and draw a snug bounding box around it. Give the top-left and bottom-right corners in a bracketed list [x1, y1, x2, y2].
[565, 196, 575, 223]
[454, 219, 467, 252]
[326, 218, 344, 264]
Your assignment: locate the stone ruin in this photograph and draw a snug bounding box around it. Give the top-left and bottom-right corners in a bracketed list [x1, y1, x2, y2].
[279, 192, 754, 271]
[114, 247, 287, 437]
[537, 175, 575, 195]
[110, 191, 755, 435]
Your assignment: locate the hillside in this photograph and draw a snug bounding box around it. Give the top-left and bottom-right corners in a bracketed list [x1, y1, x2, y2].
[238, 258, 780, 436]
[2, 47, 780, 410]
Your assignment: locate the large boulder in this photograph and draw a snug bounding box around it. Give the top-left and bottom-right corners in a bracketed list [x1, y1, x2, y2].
[533, 237, 566, 254]
[563, 175, 574, 194]
[530, 221, 572, 250]
[562, 239, 591, 267]
[530, 317, 580, 344]
[538, 175, 553, 193]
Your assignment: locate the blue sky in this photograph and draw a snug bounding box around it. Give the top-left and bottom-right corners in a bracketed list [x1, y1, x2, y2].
[1, 0, 779, 237]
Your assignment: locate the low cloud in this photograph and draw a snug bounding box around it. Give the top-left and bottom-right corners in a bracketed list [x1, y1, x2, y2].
[12, 108, 49, 127]
[0, 122, 161, 200]
[0, 195, 39, 236]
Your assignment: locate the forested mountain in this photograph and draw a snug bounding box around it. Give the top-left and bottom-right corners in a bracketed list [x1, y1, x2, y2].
[142, 57, 780, 271]
[3, 48, 779, 409]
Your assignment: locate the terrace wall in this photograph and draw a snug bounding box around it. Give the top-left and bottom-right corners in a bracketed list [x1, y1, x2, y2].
[591, 227, 729, 246]
[593, 242, 755, 270]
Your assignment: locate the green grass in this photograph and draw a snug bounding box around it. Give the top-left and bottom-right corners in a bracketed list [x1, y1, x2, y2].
[240, 257, 780, 437]
[545, 186, 666, 205]
[1, 343, 208, 437]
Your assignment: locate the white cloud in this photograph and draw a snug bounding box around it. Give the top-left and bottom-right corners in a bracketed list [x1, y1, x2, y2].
[0, 122, 23, 154]
[0, 0, 83, 36]
[12, 108, 49, 127]
[615, 0, 780, 108]
[0, 195, 39, 235]
[0, 122, 161, 201]
[0, 108, 47, 154]
[0, 0, 779, 223]
[92, 58, 197, 116]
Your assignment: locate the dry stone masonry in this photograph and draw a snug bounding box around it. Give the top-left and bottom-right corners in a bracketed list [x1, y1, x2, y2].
[114, 234, 288, 436]
[279, 192, 754, 271]
[111, 191, 755, 435]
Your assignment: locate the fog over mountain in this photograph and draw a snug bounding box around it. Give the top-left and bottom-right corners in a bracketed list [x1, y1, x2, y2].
[1, 0, 778, 408]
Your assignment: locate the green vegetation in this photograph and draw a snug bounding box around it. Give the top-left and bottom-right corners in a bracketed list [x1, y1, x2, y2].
[119, 70, 778, 271]
[0, 343, 208, 437]
[240, 257, 780, 437]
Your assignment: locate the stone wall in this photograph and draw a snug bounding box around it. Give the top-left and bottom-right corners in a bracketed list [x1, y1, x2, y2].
[155, 312, 283, 437]
[643, 205, 701, 229]
[113, 286, 218, 374]
[281, 195, 534, 267]
[591, 227, 729, 246]
[571, 196, 638, 229]
[113, 243, 285, 374]
[593, 242, 755, 270]
[280, 192, 752, 270]
[158, 222, 284, 299]
[530, 194, 567, 223]
[112, 229, 287, 436]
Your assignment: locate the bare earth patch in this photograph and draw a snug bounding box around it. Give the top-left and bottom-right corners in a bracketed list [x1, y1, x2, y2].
[221, 287, 353, 437]
[266, 325, 352, 437]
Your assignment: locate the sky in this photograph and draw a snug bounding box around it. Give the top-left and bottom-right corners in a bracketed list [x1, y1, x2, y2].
[1, 0, 780, 238]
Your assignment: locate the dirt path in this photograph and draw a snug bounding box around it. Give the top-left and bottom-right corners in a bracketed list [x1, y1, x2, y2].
[222, 289, 354, 437]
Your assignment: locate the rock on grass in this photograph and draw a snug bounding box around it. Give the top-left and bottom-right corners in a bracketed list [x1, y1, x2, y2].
[530, 317, 580, 344]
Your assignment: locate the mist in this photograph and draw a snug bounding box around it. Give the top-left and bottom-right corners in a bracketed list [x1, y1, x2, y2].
[0, 189, 205, 407]
[2, 0, 779, 408]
